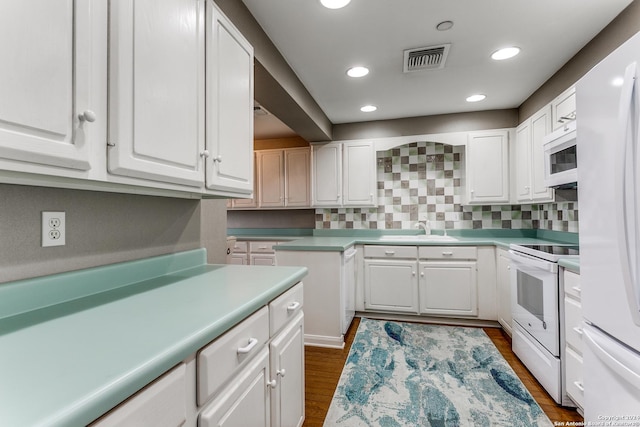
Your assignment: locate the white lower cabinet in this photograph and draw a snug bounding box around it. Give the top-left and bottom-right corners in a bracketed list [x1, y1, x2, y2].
[496, 248, 513, 335]
[199, 348, 271, 427]
[269, 313, 305, 427]
[418, 261, 477, 316]
[418, 246, 478, 317]
[91, 364, 187, 427]
[363, 245, 486, 319]
[198, 283, 304, 427]
[364, 259, 419, 313]
[562, 269, 583, 410]
[363, 246, 419, 313]
[91, 283, 304, 427]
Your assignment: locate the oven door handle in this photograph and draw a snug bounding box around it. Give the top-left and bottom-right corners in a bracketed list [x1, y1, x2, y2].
[509, 250, 556, 273]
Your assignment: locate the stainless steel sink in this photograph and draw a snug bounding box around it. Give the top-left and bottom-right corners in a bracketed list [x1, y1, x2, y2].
[378, 235, 458, 242]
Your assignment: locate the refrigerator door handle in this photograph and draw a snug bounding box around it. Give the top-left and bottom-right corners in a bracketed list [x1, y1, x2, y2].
[616, 61, 640, 325]
[584, 326, 640, 391]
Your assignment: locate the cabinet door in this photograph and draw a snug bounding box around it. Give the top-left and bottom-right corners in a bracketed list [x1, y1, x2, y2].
[205, 4, 254, 195]
[231, 153, 257, 208]
[343, 141, 377, 207]
[515, 121, 532, 202]
[109, 0, 205, 188]
[551, 86, 576, 131]
[257, 150, 285, 207]
[285, 147, 311, 207]
[530, 106, 554, 202]
[466, 131, 510, 204]
[418, 261, 478, 316]
[270, 313, 305, 427]
[312, 143, 342, 207]
[0, 0, 100, 171]
[251, 254, 277, 266]
[364, 259, 418, 313]
[496, 249, 512, 335]
[199, 348, 270, 427]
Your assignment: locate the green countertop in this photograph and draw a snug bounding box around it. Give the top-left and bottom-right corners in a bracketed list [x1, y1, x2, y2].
[0, 249, 307, 427]
[231, 228, 580, 269]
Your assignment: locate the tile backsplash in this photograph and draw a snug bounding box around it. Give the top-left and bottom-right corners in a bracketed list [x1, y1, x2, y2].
[315, 141, 578, 233]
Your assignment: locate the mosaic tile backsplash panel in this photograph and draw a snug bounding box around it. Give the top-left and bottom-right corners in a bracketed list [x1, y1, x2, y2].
[315, 142, 579, 232]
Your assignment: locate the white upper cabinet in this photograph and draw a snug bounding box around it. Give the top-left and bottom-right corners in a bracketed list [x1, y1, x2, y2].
[312, 141, 377, 207]
[462, 130, 510, 205]
[0, 0, 103, 172]
[108, 0, 206, 188]
[551, 86, 576, 131]
[343, 141, 377, 207]
[311, 143, 342, 207]
[205, 3, 254, 195]
[516, 105, 554, 203]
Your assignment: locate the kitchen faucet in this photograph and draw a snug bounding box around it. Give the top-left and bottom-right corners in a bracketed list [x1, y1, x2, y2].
[415, 221, 431, 235]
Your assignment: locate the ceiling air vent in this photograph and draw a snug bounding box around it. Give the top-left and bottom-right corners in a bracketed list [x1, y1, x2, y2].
[403, 44, 450, 73]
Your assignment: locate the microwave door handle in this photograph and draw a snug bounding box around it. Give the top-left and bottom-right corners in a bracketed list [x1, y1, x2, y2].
[616, 61, 640, 326]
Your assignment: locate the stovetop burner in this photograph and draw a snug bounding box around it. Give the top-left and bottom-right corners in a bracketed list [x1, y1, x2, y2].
[516, 244, 579, 256]
[510, 243, 579, 262]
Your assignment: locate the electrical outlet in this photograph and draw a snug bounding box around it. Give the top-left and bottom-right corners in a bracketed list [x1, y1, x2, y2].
[42, 211, 65, 247]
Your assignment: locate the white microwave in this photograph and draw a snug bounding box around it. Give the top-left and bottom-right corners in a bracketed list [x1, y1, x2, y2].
[543, 120, 577, 188]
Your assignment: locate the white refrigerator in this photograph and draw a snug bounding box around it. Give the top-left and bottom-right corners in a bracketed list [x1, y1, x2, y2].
[577, 31, 640, 420]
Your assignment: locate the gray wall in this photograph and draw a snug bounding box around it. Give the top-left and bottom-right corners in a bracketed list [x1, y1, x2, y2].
[227, 209, 315, 229]
[0, 184, 216, 284]
[519, 0, 640, 120]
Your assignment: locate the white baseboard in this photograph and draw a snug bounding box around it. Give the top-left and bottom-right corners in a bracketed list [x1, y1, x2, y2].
[304, 333, 345, 349]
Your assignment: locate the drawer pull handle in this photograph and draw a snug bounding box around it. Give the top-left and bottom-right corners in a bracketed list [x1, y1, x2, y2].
[574, 381, 584, 392]
[287, 301, 301, 312]
[573, 326, 583, 336]
[237, 338, 258, 354]
[572, 286, 582, 294]
[385, 251, 395, 256]
[267, 379, 278, 389]
[442, 251, 454, 256]
[277, 368, 286, 378]
[259, 246, 268, 249]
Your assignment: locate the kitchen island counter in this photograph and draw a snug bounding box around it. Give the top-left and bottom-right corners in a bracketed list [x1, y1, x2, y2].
[0, 249, 307, 427]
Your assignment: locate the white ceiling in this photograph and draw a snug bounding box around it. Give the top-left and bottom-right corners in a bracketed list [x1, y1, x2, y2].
[244, 0, 632, 130]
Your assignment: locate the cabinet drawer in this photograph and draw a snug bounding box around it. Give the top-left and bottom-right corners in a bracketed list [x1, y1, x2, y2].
[250, 241, 278, 253]
[564, 296, 583, 353]
[91, 364, 186, 426]
[269, 282, 304, 336]
[197, 306, 269, 406]
[564, 270, 581, 300]
[565, 346, 584, 408]
[419, 246, 477, 260]
[364, 245, 417, 259]
[233, 241, 248, 253]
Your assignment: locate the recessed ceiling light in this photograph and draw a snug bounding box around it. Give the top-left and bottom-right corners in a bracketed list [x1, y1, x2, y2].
[436, 21, 454, 31]
[491, 47, 521, 60]
[320, 0, 351, 9]
[347, 66, 369, 78]
[360, 105, 377, 112]
[466, 94, 486, 103]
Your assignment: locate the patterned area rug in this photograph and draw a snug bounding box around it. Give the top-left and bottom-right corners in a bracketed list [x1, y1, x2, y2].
[324, 318, 553, 426]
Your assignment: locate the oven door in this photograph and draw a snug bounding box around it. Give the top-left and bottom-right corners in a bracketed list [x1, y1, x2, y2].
[510, 250, 560, 356]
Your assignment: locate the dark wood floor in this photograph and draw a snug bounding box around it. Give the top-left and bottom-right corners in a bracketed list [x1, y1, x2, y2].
[303, 317, 583, 427]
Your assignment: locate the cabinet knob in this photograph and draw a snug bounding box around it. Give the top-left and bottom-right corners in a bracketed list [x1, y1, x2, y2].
[420, 272, 424, 277]
[267, 379, 278, 389]
[213, 155, 223, 163]
[277, 368, 286, 378]
[200, 150, 210, 158]
[78, 110, 97, 123]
